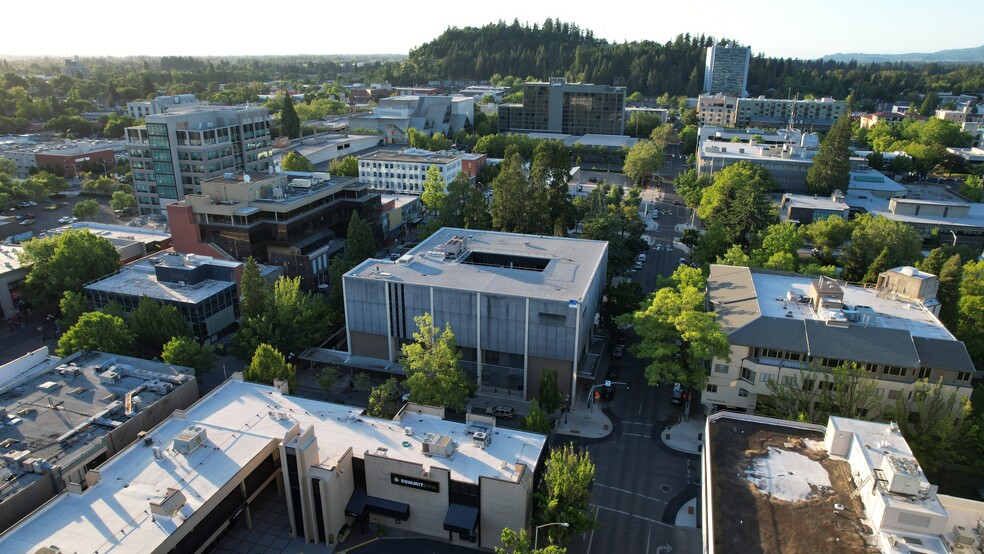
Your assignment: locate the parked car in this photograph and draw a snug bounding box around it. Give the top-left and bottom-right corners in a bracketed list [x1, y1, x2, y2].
[58, 216, 73, 224]
[633, 260, 643, 270]
[19, 219, 34, 225]
[613, 344, 625, 358]
[637, 253, 647, 262]
[606, 366, 620, 381]
[600, 385, 615, 400]
[651, 211, 659, 220]
[679, 257, 687, 266]
[486, 405, 515, 419]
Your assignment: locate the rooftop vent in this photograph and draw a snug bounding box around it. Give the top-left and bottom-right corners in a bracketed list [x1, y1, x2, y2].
[150, 487, 187, 517]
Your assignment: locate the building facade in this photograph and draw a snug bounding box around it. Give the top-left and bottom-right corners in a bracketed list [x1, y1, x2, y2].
[703, 265, 977, 414]
[497, 78, 626, 136]
[0, 140, 123, 179]
[703, 45, 751, 97]
[167, 171, 381, 289]
[358, 149, 463, 194]
[125, 105, 273, 217]
[0, 378, 547, 552]
[697, 95, 845, 129]
[84, 252, 253, 342]
[343, 229, 608, 402]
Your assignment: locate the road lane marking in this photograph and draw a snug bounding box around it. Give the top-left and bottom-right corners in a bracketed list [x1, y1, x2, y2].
[586, 505, 599, 553]
[594, 483, 668, 503]
[590, 503, 671, 525]
[622, 432, 649, 438]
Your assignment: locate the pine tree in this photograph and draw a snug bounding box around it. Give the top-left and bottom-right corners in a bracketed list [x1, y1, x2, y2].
[807, 115, 852, 196]
[280, 92, 300, 139]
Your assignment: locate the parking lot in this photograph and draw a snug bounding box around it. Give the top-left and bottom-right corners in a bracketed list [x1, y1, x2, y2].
[0, 192, 138, 243]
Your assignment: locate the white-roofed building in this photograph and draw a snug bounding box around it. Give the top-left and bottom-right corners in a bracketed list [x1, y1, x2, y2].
[0, 378, 547, 552]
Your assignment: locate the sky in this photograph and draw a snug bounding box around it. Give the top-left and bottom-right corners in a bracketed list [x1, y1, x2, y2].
[4, 0, 984, 61]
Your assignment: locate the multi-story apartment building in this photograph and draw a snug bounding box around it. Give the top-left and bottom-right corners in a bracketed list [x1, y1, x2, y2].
[357, 149, 463, 194]
[125, 105, 272, 217]
[167, 171, 381, 289]
[497, 78, 626, 136]
[696, 95, 845, 129]
[0, 139, 123, 179]
[703, 45, 751, 97]
[343, 229, 608, 402]
[703, 264, 977, 414]
[125, 94, 203, 119]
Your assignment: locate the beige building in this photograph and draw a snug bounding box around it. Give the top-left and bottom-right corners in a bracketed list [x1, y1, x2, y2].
[704, 265, 977, 414]
[697, 95, 845, 129]
[0, 378, 546, 552]
[358, 149, 463, 195]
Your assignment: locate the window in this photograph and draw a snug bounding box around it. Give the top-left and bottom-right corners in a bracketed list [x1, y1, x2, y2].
[875, 388, 885, 398]
[957, 372, 971, 381]
[714, 364, 729, 374]
[885, 366, 904, 376]
[740, 367, 755, 383]
[738, 389, 749, 397]
[759, 373, 772, 383]
[917, 368, 932, 379]
[887, 389, 902, 400]
[706, 384, 718, 393]
[802, 379, 815, 392]
[781, 375, 797, 386]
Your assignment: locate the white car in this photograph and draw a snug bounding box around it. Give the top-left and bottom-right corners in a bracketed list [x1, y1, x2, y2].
[637, 253, 647, 262]
[58, 216, 73, 224]
[633, 260, 643, 270]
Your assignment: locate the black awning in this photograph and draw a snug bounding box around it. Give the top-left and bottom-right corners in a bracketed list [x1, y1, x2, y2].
[443, 503, 479, 533]
[344, 489, 411, 521]
[345, 488, 368, 518]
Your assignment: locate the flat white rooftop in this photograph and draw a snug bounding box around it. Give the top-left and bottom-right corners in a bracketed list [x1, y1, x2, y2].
[347, 228, 608, 302]
[751, 271, 953, 341]
[85, 258, 236, 304]
[0, 379, 545, 554]
[48, 222, 170, 246]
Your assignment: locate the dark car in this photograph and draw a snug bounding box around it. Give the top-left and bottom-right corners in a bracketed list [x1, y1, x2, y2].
[606, 366, 619, 381]
[600, 385, 615, 400]
[613, 344, 625, 358]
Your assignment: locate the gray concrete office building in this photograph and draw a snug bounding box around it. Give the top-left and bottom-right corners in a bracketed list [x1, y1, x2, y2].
[125, 105, 273, 217]
[343, 229, 608, 402]
[703, 45, 751, 97]
[498, 78, 627, 136]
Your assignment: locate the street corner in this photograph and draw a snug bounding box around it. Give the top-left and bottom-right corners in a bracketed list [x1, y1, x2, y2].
[555, 406, 613, 439]
[661, 417, 705, 455]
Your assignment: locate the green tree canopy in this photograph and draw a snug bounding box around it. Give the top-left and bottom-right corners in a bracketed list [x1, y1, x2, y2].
[109, 190, 137, 213]
[236, 276, 331, 360]
[245, 343, 296, 392]
[696, 161, 778, 248]
[73, 198, 100, 221]
[888, 378, 971, 475]
[399, 313, 472, 412]
[18, 229, 120, 305]
[129, 296, 191, 352]
[281, 151, 314, 172]
[537, 369, 565, 414]
[57, 311, 136, 357]
[622, 266, 730, 389]
[239, 257, 270, 321]
[327, 155, 359, 177]
[534, 445, 597, 545]
[801, 215, 852, 260]
[58, 290, 87, 329]
[807, 115, 852, 196]
[161, 336, 217, 376]
[491, 148, 531, 233]
[841, 214, 921, 283]
[420, 165, 447, 215]
[622, 140, 665, 185]
[523, 399, 553, 434]
[366, 377, 403, 419]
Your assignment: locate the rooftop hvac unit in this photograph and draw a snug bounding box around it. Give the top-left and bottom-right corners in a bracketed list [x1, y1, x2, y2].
[880, 454, 922, 495]
[150, 487, 187, 517]
[953, 525, 975, 545]
[472, 431, 490, 449]
[290, 178, 312, 189]
[173, 426, 207, 455]
[37, 381, 61, 394]
[421, 433, 457, 457]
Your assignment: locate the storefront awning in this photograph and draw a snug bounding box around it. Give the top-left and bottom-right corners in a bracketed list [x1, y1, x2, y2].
[344, 489, 410, 521]
[443, 503, 479, 533]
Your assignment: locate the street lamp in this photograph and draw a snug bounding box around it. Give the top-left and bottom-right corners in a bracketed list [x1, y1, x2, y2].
[535, 522, 569, 550]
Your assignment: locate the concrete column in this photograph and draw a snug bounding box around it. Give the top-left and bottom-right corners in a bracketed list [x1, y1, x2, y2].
[523, 297, 530, 400]
[476, 292, 482, 390]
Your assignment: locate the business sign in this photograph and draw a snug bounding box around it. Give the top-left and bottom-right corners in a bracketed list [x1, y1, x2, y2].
[391, 473, 440, 493]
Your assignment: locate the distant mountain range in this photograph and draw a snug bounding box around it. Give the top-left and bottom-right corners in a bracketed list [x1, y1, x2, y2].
[823, 45, 984, 63]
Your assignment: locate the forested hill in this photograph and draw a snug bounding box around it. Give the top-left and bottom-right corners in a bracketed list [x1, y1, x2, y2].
[404, 19, 711, 96]
[385, 19, 984, 101]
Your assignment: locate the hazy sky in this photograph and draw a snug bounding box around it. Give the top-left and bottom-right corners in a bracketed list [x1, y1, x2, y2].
[5, 0, 983, 60]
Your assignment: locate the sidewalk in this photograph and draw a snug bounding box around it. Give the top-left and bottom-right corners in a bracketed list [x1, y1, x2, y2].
[661, 415, 705, 454]
[554, 404, 612, 439]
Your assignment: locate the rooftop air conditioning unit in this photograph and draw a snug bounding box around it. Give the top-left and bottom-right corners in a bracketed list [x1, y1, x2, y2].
[173, 426, 207, 455]
[421, 434, 457, 457]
